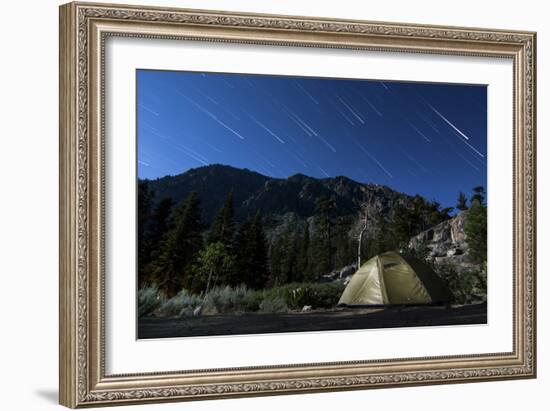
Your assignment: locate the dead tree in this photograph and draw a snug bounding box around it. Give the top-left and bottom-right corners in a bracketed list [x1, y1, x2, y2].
[357, 208, 368, 268]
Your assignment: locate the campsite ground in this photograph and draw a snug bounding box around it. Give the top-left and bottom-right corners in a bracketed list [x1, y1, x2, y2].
[138, 303, 487, 339]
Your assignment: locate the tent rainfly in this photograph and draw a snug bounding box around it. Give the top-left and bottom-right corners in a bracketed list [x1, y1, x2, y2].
[338, 251, 452, 306]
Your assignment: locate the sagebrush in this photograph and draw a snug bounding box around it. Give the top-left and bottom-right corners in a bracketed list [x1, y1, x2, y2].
[138, 282, 345, 318]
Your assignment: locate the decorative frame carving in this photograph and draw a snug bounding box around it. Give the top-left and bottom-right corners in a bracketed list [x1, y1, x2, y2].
[59, 2, 536, 408]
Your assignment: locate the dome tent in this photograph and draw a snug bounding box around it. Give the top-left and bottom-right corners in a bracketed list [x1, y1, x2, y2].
[338, 251, 452, 306]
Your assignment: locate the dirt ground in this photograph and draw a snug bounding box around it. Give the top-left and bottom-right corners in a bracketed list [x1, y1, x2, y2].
[138, 303, 487, 339]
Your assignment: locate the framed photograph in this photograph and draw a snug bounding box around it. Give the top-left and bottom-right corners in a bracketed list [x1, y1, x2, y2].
[59, 2, 536, 408]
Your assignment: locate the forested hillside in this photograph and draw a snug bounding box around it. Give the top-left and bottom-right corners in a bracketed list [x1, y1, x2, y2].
[138, 164, 456, 296]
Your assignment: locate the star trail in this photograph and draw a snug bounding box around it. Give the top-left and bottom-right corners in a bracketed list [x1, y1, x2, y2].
[137, 70, 487, 209]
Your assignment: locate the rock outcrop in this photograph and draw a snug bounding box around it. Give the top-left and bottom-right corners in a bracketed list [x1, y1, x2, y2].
[408, 211, 478, 273]
[321, 263, 357, 284]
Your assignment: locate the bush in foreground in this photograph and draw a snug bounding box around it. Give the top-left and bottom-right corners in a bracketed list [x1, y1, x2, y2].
[138, 285, 164, 317]
[259, 294, 288, 313]
[437, 262, 487, 305]
[156, 289, 202, 317]
[139, 282, 346, 318]
[262, 282, 345, 311]
[202, 285, 262, 315]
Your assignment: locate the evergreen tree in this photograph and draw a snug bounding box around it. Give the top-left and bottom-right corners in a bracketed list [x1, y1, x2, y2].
[137, 181, 154, 287]
[334, 216, 355, 269]
[146, 197, 175, 258]
[425, 200, 452, 227]
[279, 229, 298, 284]
[412, 195, 429, 232]
[296, 222, 311, 281]
[192, 242, 236, 295]
[207, 191, 235, 247]
[234, 218, 253, 286]
[314, 195, 337, 274]
[391, 203, 417, 248]
[471, 186, 486, 206]
[235, 213, 269, 288]
[249, 213, 269, 287]
[152, 192, 203, 297]
[465, 186, 487, 264]
[310, 233, 328, 281]
[268, 236, 282, 286]
[378, 216, 398, 253]
[390, 197, 451, 249]
[140, 197, 175, 286]
[456, 191, 468, 211]
[364, 216, 396, 259]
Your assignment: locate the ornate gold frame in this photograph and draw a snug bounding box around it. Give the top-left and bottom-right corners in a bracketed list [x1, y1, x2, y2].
[59, 2, 536, 408]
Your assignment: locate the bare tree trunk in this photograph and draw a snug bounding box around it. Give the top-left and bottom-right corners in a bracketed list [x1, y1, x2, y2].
[357, 210, 368, 268]
[204, 267, 214, 297]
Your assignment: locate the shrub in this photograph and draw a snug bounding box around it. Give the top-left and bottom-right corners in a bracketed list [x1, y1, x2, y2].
[241, 288, 264, 312]
[157, 289, 202, 317]
[436, 262, 487, 305]
[147, 282, 346, 318]
[203, 285, 263, 315]
[264, 282, 345, 310]
[285, 286, 310, 309]
[308, 282, 346, 308]
[138, 285, 163, 317]
[259, 294, 288, 313]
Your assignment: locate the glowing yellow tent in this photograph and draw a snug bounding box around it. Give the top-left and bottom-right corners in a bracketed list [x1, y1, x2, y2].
[338, 251, 452, 306]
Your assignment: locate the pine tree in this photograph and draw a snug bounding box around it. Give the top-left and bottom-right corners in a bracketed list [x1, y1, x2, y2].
[465, 202, 487, 264]
[333, 216, 355, 269]
[192, 242, 236, 295]
[252, 212, 269, 286]
[456, 191, 468, 211]
[366, 216, 395, 259]
[234, 218, 253, 286]
[378, 216, 394, 254]
[152, 192, 203, 297]
[390, 203, 417, 248]
[249, 213, 269, 288]
[268, 236, 282, 286]
[471, 186, 486, 206]
[207, 191, 235, 247]
[280, 229, 298, 284]
[141, 197, 175, 286]
[137, 181, 154, 287]
[390, 197, 451, 249]
[235, 213, 269, 288]
[314, 195, 337, 274]
[425, 200, 451, 227]
[146, 198, 175, 257]
[296, 222, 311, 281]
[465, 186, 487, 264]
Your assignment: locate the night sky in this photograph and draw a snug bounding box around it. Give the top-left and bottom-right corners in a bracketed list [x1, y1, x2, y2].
[137, 70, 487, 209]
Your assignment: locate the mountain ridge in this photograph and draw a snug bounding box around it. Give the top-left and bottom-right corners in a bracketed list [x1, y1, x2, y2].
[138, 163, 470, 295]
[142, 163, 415, 226]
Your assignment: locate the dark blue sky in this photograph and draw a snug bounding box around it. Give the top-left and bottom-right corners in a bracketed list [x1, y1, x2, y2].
[137, 70, 487, 209]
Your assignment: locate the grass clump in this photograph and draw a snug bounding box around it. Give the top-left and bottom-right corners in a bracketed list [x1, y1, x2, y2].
[202, 285, 262, 315]
[139, 282, 346, 318]
[138, 285, 164, 317]
[265, 282, 345, 310]
[156, 289, 203, 317]
[259, 294, 288, 313]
